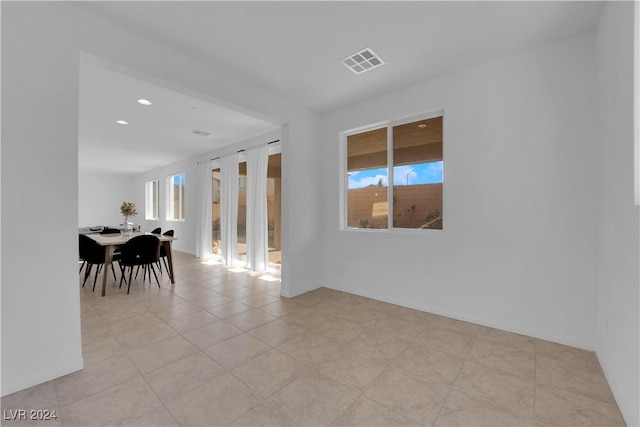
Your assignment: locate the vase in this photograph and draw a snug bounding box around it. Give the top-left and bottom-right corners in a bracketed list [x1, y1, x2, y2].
[123, 216, 132, 236]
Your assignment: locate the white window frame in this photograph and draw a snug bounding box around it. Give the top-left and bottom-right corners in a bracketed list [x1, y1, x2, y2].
[166, 172, 185, 221]
[145, 179, 159, 220]
[340, 110, 444, 234]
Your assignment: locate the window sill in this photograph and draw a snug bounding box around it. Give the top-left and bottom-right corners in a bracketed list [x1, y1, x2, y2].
[341, 227, 443, 236]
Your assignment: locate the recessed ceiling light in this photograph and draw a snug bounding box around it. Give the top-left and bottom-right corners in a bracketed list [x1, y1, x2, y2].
[418, 123, 428, 128]
[137, 99, 152, 106]
[341, 48, 385, 75]
[115, 120, 129, 125]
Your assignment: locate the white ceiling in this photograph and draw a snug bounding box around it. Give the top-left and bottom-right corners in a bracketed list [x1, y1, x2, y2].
[77, 1, 604, 174]
[79, 63, 279, 174]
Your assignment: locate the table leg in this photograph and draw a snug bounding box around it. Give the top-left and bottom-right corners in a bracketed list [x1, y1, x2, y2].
[163, 241, 175, 284]
[101, 245, 114, 297]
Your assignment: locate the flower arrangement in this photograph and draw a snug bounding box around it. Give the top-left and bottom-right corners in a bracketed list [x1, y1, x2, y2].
[120, 202, 137, 235]
[120, 202, 138, 218]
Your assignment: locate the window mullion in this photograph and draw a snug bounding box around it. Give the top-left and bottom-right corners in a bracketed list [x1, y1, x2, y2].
[387, 124, 394, 231]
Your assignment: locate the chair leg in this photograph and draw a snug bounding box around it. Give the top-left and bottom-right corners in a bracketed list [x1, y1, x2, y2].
[111, 264, 118, 282]
[127, 266, 134, 295]
[79, 260, 86, 274]
[119, 264, 126, 289]
[135, 265, 141, 280]
[162, 257, 169, 275]
[92, 265, 101, 292]
[117, 262, 127, 288]
[149, 263, 160, 288]
[82, 264, 93, 287]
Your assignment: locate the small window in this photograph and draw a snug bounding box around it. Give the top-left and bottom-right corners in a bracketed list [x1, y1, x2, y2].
[344, 114, 443, 231]
[167, 173, 185, 221]
[145, 179, 159, 220]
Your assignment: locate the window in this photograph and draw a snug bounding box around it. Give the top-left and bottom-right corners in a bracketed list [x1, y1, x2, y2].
[344, 114, 443, 231]
[267, 153, 282, 269]
[212, 168, 221, 256]
[167, 173, 185, 221]
[210, 145, 282, 270]
[145, 180, 159, 220]
[237, 161, 247, 262]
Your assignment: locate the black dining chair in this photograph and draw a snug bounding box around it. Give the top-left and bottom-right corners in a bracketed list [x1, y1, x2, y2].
[118, 234, 161, 294]
[79, 234, 122, 292]
[158, 230, 174, 274]
[134, 228, 161, 279]
[134, 226, 160, 279]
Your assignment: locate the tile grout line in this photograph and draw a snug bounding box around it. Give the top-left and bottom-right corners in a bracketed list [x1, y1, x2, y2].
[45, 254, 623, 426]
[430, 326, 482, 426]
[123, 351, 180, 427]
[167, 285, 286, 425]
[338, 319, 417, 425]
[225, 358, 304, 425]
[345, 324, 427, 425]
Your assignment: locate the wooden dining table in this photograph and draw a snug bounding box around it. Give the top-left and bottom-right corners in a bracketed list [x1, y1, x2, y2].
[87, 232, 177, 296]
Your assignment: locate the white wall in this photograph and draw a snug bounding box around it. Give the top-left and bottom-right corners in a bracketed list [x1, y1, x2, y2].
[321, 34, 600, 350]
[78, 171, 136, 227]
[1, 2, 322, 395]
[595, 2, 639, 425]
[1, 2, 84, 395]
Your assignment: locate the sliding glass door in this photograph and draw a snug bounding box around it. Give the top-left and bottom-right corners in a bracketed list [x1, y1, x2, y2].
[237, 161, 248, 263]
[267, 153, 281, 270]
[211, 149, 281, 272]
[212, 168, 221, 257]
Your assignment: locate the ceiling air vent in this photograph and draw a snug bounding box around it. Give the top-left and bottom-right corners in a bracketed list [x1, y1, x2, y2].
[191, 129, 211, 137]
[341, 48, 384, 75]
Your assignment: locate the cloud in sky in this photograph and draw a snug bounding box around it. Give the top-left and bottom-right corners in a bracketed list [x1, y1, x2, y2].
[348, 168, 387, 189]
[348, 161, 443, 189]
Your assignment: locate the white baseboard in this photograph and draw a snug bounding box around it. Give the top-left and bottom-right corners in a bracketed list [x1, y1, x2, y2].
[322, 283, 594, 351]
[1, 358, 84, 397]
[596, 352, 636, 427]
[281, 283, 321, 298]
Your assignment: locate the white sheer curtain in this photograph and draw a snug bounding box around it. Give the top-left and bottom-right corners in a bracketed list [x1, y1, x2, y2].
[195, 160, 213, 261]
[246, 145, 269, 271]
[220, 153, 239, 266]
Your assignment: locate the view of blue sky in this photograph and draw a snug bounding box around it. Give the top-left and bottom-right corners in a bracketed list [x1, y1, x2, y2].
[173, 173, 186, 185]
[348, 161, 443, 189]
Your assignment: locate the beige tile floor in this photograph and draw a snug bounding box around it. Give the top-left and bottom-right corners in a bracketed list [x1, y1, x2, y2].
[2, 252, 626, 426]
